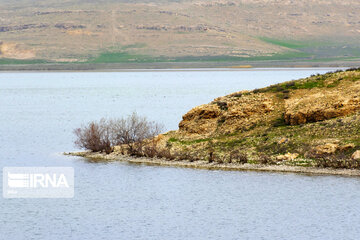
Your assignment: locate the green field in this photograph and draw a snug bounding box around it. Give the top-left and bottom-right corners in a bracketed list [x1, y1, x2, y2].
[1, 43, 360, 65]
[87, 50, 312, 64]
[258, 37, 322, 49]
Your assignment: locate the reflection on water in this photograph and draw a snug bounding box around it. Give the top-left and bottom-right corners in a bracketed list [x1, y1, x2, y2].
[1, 69, 359, 239]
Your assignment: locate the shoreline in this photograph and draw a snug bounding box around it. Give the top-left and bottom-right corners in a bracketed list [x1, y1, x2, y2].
[66, 152, 360, 177]
[0, 60, 358, 72]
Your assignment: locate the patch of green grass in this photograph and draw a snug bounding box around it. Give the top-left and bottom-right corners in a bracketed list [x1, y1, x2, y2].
[173, 51, 311, 62]
[300, 79, 325, 89]
[250, 51, 312, 61]
[326, 80, 341, 88]
[258, 37, 360, 61]
[305, 56, 360, 62]
[168, 138, 179, 143]
[273, 115, 287, 127]
[348, 75, 360, 82]
[88, 52, 165, 63]
[86, 49, 313, 64]
[258, 37, 315, 49]
[218, 138, 246, 148]
[254, 71, 347, 93]
[190, 138, 211, 144]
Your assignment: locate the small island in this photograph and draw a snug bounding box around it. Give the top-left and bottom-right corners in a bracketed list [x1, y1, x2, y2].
[68, 68, 360, 176]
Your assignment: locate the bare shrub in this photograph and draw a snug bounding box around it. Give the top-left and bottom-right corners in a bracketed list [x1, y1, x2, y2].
[230, 150, 248, 164]
[110, 113, 164, 156]
[110, 112, 164, 146]
[346, 67, 360, 72]
[74, 112, 164, 154]
[128, 142, 145, 157]
[258, 154, 274, 164]
[157, 148, 175, 160]
[213, 153, 226, 164]
[176, 151, 193, 161]
[206, 141, 215, 163]
[142, 140, 159, 158]
[74, 118, 112, 153]
[208, 151, 214, 163]
[188, 152, 200, 162]
[315, 153, 360, 169]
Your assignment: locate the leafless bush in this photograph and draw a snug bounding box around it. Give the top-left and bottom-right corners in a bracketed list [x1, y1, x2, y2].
[176, 151, 193, 161]
[207, 151, 214, 163]
[128, 142, 145, 157]
[157, 149, 175, 160]
[142, 140, 159, 158]
[257, 154, 274, 164]
[110, 112, 164, 146]
[230, 150, 248, 164]
[74, 112, 164, 153]
[213, 153, 226, 164]
[315, 153, 360, 169]
[74, 118, 112, 153]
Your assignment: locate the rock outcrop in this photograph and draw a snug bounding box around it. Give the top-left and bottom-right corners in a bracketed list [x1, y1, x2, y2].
[179, 91, 274, 136]
[315, 143, 340, 155]
[352, 150, 360, 160]
[276, 153, 299, 161]
[179, 70, 360, 140]
[284, 80, 360, 125]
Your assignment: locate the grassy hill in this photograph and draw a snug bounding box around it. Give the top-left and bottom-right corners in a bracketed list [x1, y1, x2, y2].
[1, 0, 360, 64]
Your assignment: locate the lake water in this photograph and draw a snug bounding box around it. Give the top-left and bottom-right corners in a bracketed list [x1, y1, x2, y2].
[1, 69, 360, 239]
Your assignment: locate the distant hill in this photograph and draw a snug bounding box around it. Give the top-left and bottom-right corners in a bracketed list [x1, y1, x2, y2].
[1, 0, 360, 64]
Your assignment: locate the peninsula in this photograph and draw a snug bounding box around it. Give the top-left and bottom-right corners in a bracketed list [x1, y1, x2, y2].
[69, 68, 360, 176]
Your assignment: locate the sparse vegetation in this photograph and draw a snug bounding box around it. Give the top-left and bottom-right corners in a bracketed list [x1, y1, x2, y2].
[215, 101, 228, 111]
[229, 150, 248, 164]
[257, 154, 274, 165]
[258, 37, 319, 49]
[74, 113, 163, 154]
[250, 69, 360, 99]
[315, 154, 360, 169]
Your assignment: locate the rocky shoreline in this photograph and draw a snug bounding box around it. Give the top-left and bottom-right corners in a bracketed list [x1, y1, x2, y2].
[66, 151, 360, 177]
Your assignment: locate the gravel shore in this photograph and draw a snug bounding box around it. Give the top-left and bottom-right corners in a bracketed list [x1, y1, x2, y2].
[65, 151, 360, 177]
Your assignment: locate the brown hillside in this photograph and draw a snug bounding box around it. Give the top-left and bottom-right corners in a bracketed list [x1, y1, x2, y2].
[1, 0, 360, 62]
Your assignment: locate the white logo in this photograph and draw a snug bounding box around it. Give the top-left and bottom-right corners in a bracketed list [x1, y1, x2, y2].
[8, 173, 69, 188]
[3, 167, 74, 198]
